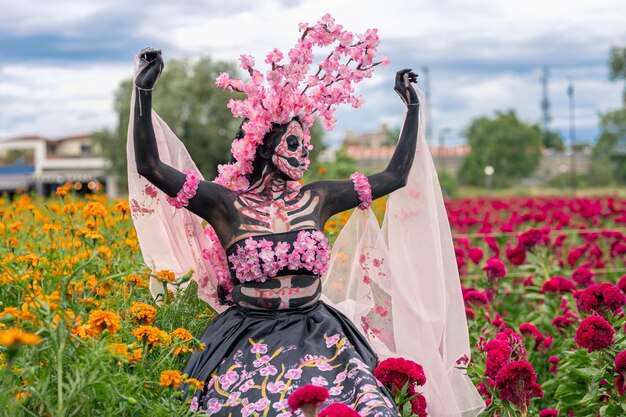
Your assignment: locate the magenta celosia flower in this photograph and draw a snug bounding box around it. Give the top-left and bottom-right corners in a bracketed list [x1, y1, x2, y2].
[505, 245, 526, 265]
[615, 351, 626, 395]
[548, 355, 559, 374]
[374, 357, 426, 395]
[468, 247, 484, 264]
[518, 228, 544, 250]
[496, 329, 527, 360]
[539, 409, 559, 417]
[574, 315, 615, 352]
[618, 275, 626, 295]
[567, 247, 585, 267]
[319, 402, 361, 417]
[519, 323, 545, 346]
[541, 276, 577, 294]
[495, 360, 543, 413]
[552, 311, 578, 331]
[463, 290, 489, 307]
[482, 257, 506, 282]
[288, 384, 329, 413]
[484, 339, 512, 379]
[575, 283, 626, 316]
[571, 267, 595, 287]
[410, 394, 428, 417]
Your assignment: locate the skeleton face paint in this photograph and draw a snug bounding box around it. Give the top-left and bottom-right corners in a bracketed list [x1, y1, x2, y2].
[271, 120, 310, 180]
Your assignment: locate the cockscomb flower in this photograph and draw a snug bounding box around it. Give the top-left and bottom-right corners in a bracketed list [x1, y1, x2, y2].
[615, 351, 626, 395]
[319, 403, 361, 417]
[575, 283, 626, 316]
[288, 384, 330, 416]
[495, 360, 543, 413]
[541, 276, 577, 294]
[374, 357, 427, 394]
[574, 315, 615, 352]
[482, 257, 506, 282]
[214, 14, 390, 192]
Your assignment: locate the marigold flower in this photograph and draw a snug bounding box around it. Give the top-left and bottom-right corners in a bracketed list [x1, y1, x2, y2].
[87, 310, 121, 335]
[574, 315, 615, 352]
[132, 325, 170, 347]
[0, 329, 41, 346]
[130, 302, 157, 324]
[184, 377, 205, 392]
[172, 327, 193, 340]
[159, 370, 183, 388]
[82, 202, 107, 219]
[155, 270, 176, 283]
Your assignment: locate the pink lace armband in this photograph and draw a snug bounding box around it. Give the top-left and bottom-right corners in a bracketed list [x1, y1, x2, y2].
[349, 172, 372, 210]
[166, 169, 201, 208]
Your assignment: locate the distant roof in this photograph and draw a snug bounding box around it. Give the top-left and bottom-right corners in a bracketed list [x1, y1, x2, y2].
[0, 133, 92, 143]
[345, 144, 470, 161]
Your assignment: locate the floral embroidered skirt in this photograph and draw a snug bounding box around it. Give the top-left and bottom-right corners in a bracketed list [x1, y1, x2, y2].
[181, 301, 400, 417]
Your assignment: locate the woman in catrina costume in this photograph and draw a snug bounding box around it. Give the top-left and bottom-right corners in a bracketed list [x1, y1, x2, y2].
[127, 14, 484, 417]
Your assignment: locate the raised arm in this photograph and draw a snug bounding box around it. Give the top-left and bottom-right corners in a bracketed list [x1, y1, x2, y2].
[312, 69, 420, 224]
[132, 48, 235, 239]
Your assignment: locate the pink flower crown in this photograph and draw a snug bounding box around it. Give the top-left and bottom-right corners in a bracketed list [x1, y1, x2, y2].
[214, 13, 390, 192]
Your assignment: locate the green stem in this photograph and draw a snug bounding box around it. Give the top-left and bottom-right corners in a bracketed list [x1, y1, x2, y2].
[57, 338, 64, 416]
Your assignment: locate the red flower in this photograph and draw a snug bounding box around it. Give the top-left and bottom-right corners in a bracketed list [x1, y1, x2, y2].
[541, 276, 577, 294]
[484, 339, 511, 379]
[618, 275, 626, 295]
[571, 267, 595, 287]
[519, 323, 545, 346]
[574, 315, 615, 352]
[615, 351, 626, 395]
[552, 311, 578, 331]
[410, 394, 428, 417]
[288, 384, 330, 412]
[496, 328, 527, 361]
[463, 290, 489, 307]
[495, 360, 543, 413]
[575, 283, 626, 316]
[548, 355, 559, 374]
[374, 357, 426, 395]
[567, 247, 585, 267]
[468, 247, 484, 264]
[539, 409, 559, 417]
[319, 402, 360, 417]
[518, 228, 544, 249]
[482, 257, 507, 282]
[505, 245, 526, 265]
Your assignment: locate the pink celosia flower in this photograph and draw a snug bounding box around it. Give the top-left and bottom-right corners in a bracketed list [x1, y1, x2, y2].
[319, 402, 361, 417]
[495, 360, 543, 413]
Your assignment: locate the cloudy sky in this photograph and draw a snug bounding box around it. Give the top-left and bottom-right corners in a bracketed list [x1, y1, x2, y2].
[1, 0, 625, 147]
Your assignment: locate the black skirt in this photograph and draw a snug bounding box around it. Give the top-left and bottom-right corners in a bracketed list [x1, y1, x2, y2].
[181, 301, 400, 416]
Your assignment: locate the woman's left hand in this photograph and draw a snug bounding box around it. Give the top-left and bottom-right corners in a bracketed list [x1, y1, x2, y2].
[393, 68, 419, 106]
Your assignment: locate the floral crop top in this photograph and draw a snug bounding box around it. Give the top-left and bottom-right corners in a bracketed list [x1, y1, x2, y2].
[225, 229, 330, 285]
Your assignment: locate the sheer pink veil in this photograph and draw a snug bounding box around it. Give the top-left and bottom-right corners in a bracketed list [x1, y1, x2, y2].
[126, 54, 227, 312]
[321, 87, 486, 416]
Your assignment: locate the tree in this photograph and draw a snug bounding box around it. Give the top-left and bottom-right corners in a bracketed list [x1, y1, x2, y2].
[609, 46, 626, 106]
[590, 108, 626, 184]
[96, 57, 242, 193]
[458, 110, 543, 187]
[542, 129, 565, 150]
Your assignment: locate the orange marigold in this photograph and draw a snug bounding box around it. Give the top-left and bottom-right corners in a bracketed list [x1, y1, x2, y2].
[155, 270, 176, 283]
[130, 302, 157, 324]
[172, 328, 192, 340]
[87, 310, 121, 334]
[132, 325, 170, 347]
[0, 329, 41, 346]
[82, 202, 107, 219]
[185, 377, 205, 392]
[159, 370, 183, 388]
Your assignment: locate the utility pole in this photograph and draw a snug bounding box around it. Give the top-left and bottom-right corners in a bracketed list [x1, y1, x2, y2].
[567, 78, 576, 194]
[540, 67, 551, 133]
[422, 66, 432, 146]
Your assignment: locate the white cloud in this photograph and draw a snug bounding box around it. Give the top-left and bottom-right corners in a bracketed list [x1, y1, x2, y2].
[0, 0, 625, 145]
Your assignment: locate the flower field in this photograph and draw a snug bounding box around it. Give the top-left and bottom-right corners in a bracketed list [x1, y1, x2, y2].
[1, 190, 626, 416]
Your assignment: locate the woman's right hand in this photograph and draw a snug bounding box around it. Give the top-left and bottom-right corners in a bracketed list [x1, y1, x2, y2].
[135, 47, 164, 90]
